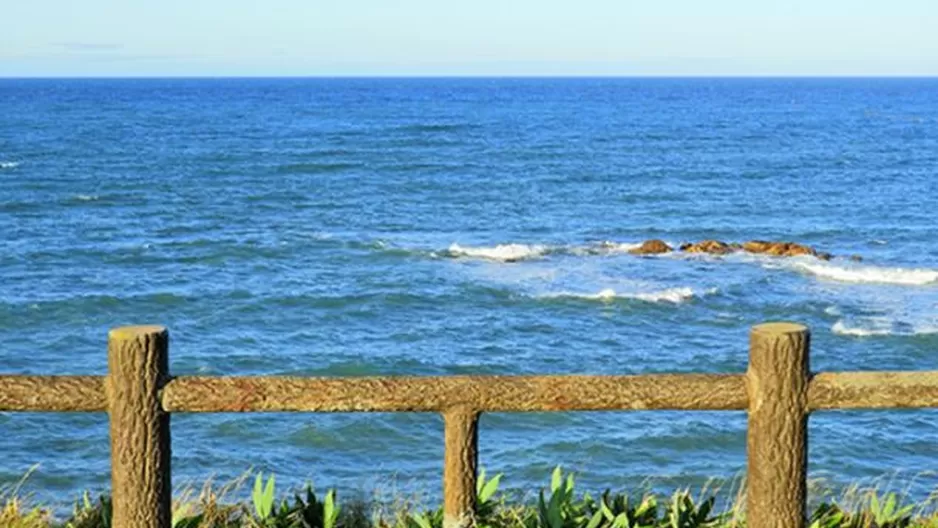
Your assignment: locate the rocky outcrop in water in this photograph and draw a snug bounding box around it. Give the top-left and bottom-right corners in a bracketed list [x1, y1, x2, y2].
[679, 240, 734, 255]
[629, 239, 672, 255]
[668, 239, 835, 260]
[742, 240, 828, 259]
[602, 238, 842, 260]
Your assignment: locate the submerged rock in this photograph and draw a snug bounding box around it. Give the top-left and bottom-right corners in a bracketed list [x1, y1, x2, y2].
[629, 239, 672, 255]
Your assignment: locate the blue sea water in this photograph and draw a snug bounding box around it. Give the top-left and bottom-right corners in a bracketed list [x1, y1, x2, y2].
[1, 78, 937, 506]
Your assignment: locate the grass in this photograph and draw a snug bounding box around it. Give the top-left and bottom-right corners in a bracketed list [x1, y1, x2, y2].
[2, 467, 938, 528]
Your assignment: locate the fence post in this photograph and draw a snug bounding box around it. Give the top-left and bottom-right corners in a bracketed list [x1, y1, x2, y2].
[107, 326, 172, 528]
[443, 407, 479, 528]
[746, 322, 809, 528]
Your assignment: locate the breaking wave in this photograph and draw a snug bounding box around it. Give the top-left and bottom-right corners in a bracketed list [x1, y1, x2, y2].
[538, 287, 709, 304]
[831, 320, 895, 337]
[445, 243, 553, 262]
[569, 241, 645, 256]
[0, 161, 20, 169]
[785, 259, 938, 286]
[442, 241, 651, 262]
[832, 319, 938, 337]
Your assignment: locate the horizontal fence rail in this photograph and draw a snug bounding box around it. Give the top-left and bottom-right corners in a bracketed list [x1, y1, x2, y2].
[1, 322, 938, 528]
[6, 371, 938, 413]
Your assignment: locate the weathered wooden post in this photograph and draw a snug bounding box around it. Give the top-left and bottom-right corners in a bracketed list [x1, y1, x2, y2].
[107, 326, 172, 528]
[443, 407, 479, 528]
[747, 322, 809, 528]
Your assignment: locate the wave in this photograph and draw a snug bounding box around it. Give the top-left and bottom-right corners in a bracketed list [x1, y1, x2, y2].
[831, 320, 894, 337]
[538, 287, 708, 304]
[442, 241, 653, 262]
[785, 259, 938, 286]
[409, 240, 938, 291]
[0, 161, 20, 169]
[832, 319, 938, 337]
[445, 243, 552, 262]
[73, 194, 99, 202]
[569, 241, 644, 256]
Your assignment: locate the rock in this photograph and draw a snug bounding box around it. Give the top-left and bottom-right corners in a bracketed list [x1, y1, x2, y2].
[743, 240, 773, 253]
[780, 242, 816, 257]
[629, 239, 672, 255]
[681, 239, 733, 255]
[849, 254, 863, 262]
[661, 237, 842, 261]
[743, 240, 817, 258]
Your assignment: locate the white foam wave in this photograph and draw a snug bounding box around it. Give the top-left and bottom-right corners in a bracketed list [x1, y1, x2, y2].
[785, 259, 938, 286]
[446, 240, 660, 261]
[582, 241, 644, 255]
[74, 194, 98, 201]
[832, 319, 938, 337]
[0, 161, 20, 169]
[540, 286, 707, 304]
[447, 243, 550, 262]
[831, 320, 894, 337]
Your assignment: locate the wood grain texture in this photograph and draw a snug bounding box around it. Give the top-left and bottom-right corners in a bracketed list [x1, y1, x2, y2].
[0, 376, 106, 411]
[809, 371, 938, 409]
[107, 326, 171, 528]
[443, 407, 479, 528]
[162, 374, 748, 412]
[6, 371, 938, 415]
[747, 322, 809, 528]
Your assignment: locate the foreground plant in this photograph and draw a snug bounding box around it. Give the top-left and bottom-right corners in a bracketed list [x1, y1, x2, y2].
[2, 468, 938, 527]
[247, 472, 340, 528]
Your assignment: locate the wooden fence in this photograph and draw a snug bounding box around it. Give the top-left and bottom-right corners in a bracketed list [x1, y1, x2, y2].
[2, 322, 938, 528]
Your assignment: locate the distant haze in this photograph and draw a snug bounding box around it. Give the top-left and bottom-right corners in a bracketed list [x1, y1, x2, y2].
[2, 0, 937, 77]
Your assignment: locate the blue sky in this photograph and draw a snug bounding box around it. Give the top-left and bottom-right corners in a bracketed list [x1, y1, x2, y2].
[2, 0, 937, 77]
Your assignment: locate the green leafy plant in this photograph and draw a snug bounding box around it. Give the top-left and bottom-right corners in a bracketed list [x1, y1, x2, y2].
[588, 490, 657, 528]
[867, 492, 914, 528]
[252, 472, 277, 523]
[285, 486, 341, 528]
[808, 502, 849, 528]
[537, 467, 596, 528]
[5, 467, 938, 527]
[405, 507, 443, 528]
[63, 492, 112, 528]
[663, 491, 718, 528]
[477, 469, 503, 521]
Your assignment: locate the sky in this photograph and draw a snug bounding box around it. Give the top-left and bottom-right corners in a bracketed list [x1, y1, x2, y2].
[2, 0, 937, 77]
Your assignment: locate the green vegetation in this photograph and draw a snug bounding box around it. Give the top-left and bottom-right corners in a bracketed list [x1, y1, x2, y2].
[3, 467, 938, 528]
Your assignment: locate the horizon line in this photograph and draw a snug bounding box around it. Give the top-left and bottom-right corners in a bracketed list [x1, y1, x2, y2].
[3, 74, 938, 80]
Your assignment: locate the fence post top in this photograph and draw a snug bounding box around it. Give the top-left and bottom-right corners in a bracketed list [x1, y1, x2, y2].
[109, 325, 167, 340]
[751, 322, 809, 336]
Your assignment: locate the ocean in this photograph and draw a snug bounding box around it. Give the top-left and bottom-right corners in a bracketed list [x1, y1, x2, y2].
[1, 78, 937, 505]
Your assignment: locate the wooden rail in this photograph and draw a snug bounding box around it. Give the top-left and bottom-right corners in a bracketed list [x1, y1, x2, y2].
[2, 322, 938, 528]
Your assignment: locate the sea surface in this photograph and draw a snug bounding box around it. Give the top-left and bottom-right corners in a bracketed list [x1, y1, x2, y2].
[1, 78, 937, 506]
